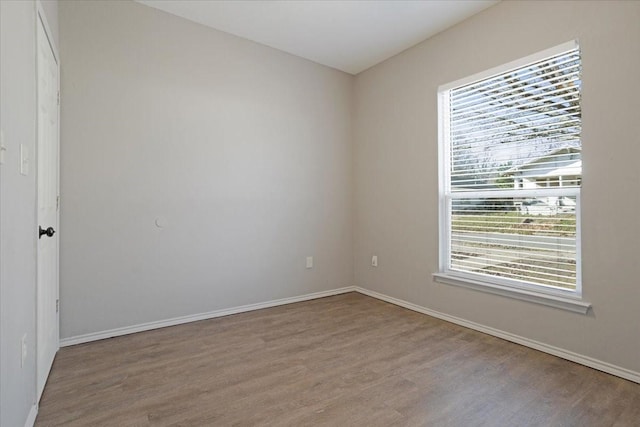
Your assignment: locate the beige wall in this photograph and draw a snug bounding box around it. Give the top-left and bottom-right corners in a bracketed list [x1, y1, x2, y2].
[354, 0, 640, 374]
[59, 0, 353, 339]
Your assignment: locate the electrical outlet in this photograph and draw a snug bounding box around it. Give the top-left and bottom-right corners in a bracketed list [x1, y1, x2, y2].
[306, 256, 313, 269]
[371, 255, 378, 267]
[21, 334, 27, 368]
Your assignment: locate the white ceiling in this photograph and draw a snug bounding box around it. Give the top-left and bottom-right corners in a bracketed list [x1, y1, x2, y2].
[136, 0, 498, 75]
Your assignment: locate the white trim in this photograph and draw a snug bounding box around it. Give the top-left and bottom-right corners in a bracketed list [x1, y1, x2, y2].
[437, 41, 582, 297]
[575, 192, 582, 295]
[354, 287, 639, 384]
[24, 404, 38, 427]
[433, 272, 590, 314]
[34, 0, 61, 404]
[57, 285, 636, 384]
[438, 40, 578, 92]
[437, 89, 450, 273]
[60, 287, 356, 347]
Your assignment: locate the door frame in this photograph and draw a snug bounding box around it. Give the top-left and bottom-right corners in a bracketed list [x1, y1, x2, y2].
[34, 0, 60, 403]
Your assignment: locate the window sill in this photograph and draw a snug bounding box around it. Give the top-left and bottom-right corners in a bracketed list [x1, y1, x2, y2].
[433, 273, 591, 314]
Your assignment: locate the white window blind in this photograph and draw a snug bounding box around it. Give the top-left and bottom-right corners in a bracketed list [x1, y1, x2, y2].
[439, 42, 582, 294]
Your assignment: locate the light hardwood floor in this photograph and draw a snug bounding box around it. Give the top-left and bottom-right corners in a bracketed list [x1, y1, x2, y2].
[36, 293, 640, 426]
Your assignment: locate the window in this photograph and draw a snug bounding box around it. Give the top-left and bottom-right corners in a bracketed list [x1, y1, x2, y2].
[436, 41, 589, 312]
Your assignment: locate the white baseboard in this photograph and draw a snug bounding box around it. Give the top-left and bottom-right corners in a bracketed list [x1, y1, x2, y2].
[24, 404, 37, 427]
[354, 287, 640, 384]
[59, 284, 638, 384]
[60, 286, 356, 347]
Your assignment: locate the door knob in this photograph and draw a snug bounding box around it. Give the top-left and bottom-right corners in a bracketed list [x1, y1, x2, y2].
[39, 226, 56, 239]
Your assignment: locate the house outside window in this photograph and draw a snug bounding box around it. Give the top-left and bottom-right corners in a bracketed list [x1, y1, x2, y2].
[435, 41, 589, 312]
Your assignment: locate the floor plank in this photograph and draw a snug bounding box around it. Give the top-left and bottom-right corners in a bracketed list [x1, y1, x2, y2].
[35, 293, 640, 426]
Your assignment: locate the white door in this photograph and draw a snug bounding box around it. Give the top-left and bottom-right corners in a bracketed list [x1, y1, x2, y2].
[36, 11, 59, 400]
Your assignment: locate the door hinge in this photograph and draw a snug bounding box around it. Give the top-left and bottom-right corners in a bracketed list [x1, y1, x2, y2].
[56, 299, 59, 313]
[56, 195, 60, 211]
[57, 91, 60, 106]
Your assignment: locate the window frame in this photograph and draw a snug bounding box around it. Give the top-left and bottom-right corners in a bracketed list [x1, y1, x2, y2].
[435, 41, 590, 314]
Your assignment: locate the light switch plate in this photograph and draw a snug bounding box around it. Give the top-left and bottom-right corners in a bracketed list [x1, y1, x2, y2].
[20, 144, 29, 175]
[21, 334, 27, 368]
[306, 256, 313, 269]
[0, 129, 6, 165]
